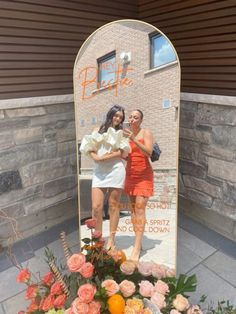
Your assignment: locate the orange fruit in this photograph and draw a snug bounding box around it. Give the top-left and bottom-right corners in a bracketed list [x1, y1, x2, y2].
[107, 294, 125, 314]
[117, 250, 126, 265]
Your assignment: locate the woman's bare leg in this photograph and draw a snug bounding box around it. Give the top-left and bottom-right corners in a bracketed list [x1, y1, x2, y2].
[130, 195, 148, 261]
[91, 187, 106, 232]
[106, 188, 122, 249]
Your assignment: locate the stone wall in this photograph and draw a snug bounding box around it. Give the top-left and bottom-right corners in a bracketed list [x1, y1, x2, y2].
[179, 96, 236, 241]
[0, 99, 78, 247]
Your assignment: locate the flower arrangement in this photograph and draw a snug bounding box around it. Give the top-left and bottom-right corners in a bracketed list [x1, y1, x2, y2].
[17, 218, 203, 314]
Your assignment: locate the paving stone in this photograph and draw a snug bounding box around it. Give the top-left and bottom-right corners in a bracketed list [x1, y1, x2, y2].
[0, 303, 5, 314]
[22, 255, 50, 277]
[176, 243, 202, 276]
[178, 228, 216, 260]
[0, 202, 24, 225]
[203, 251, 236, 287]
[188, 264, 236, 307]
[0, 266, 25, 302]
[34, 239, 65, 265]
[2, 290, 29, 314]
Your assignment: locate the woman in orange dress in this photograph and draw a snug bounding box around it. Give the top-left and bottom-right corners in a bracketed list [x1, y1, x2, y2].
[123, 109, 154, 261]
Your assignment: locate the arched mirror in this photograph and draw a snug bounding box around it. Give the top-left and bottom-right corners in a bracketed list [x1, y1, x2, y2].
[73, 20, 180, 269]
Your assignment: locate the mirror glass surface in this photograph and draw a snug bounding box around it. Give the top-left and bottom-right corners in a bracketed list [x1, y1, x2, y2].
[73, 20, 180, 269]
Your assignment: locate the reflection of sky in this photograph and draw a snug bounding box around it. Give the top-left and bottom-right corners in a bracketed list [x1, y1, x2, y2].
[100, 56, 116, 85]
[153, 35, 176, 67]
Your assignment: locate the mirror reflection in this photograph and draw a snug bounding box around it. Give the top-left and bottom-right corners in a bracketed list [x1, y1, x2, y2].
[73, 20, 180, 269]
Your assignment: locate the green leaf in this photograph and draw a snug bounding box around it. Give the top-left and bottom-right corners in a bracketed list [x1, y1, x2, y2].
[81, 237, 91, 244]
[169, 274, 197, 298]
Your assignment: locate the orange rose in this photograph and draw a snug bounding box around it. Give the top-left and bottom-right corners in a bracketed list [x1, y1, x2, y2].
[17, 268, 30, 283]
[27, 301, 39, 313]
[40, 294, 55, 311]
[25, 285, 38, 299]
[54, 294, 67, 308]
[77, 283, 96, 303]
[42, 271, 54, 286]
[79, 262, 94, 278]
[50, 282, 63, 295]
[67, 253, 86, 272]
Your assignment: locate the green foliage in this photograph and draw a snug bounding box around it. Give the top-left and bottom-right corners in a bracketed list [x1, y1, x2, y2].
[164, 274, 197, 298]
[206, 300, 236, 314]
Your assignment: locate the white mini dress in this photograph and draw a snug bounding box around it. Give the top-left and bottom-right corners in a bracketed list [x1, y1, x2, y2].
[80, 127, 130, 188]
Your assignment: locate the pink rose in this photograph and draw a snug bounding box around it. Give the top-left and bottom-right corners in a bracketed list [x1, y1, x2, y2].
[101, 279, 120, 296]
[17, 268, 30, 283]
[67, 253, 86, 272]
[153, 280, 169, 295]
[108, 249, 121, 262]
[25, 285, 37, 299]
[64, 308, 73, 314]
[137, 261, 153, 276]
[119, 280, 136, 297]
[173, 294, 190, 312]
[150, 292, 166, 309]
[79, 262, 94, 278]
[120, 260, 136, 275]
[72, 298, 89, 314]
[170, 310, 181, 314]
[85, 218, 97, 229]
[50, 282, 63, 295]
[187, 305, 203, 314]
[151, 264, 167, 279]
[77, 283, 96, 303]
[88, 300, 101, 314]
[54, 294, 67, 308]
[92, 230, 102, 238]
[139, 280, 154, 297]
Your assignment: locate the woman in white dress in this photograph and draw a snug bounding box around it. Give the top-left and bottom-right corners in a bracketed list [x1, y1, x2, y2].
[80, 105, 130, 249]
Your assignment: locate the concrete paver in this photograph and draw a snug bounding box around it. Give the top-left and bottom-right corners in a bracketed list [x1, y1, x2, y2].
[178, 228, 217, 259]
[203, 251, 236, 287]
[188, 264, 236, 307]
[177, 243, 202, 275]
[2, 291, 29, 314]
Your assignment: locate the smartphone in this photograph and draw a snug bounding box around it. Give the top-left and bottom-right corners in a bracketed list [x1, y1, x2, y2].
[123, 121, 130, 129]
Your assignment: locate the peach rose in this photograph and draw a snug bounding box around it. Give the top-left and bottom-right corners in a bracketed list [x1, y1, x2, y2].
[151, 264, 167, 279]
[17, 268, 30, 283]
[170, 310, 181, 314]
[72, 297, 89, 314]
[79, 262, 94, 278]
[153, 280, 169, 295]
[150, 292, 166, 310]
[42, 271, 54, 286]
[173, 294, 190, 312]
[40, 294, 55, 311]
[101, 279, 119, 296]
[67, 253, 86, 272]
[54, 293, 67, 308]
[50, 281, 63, 295]
[126, 298, 144, 312]
[88, 300, 101, 314]
[85, 218, 97, 229]
[119, 280, 136, 297]
[138, 261, 153, 276]
[120, 260, 136, 275]
[143, 309, 153, 314]
[64, 308, 73, 314]
[166, 268, 176, 277]
[124, 306, 136, 314]
[92, 230, 102, 238]
[77, 283, 96, 303]
[187, 305, 203, 314]
[25, 285, 37, 299]
[139, 280, 154, 297]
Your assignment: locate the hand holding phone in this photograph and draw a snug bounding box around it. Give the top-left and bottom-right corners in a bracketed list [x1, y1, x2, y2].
[123, 121, 130, 129]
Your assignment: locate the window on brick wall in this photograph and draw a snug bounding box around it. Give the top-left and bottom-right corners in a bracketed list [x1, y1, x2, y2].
[97, 51, 116, 88]
[150, 33, 176, 69]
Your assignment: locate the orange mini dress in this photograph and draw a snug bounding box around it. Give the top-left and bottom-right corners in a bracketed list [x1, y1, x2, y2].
[124, 138, 154, 197]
